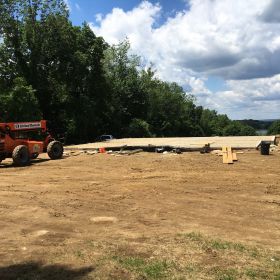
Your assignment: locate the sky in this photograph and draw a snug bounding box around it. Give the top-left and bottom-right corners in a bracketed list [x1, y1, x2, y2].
[65, 0, 280, 120]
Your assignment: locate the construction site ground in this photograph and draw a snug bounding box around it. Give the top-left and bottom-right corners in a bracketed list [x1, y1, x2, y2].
[0, 150, 280, 279]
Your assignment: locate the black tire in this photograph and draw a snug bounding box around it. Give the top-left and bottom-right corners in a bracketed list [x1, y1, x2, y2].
[47, 141, 63, 160]
[12, 145, 30, 166]
[31, 153, 39, 159]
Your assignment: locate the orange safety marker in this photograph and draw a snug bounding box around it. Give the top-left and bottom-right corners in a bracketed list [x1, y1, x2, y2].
[99, 147, 106, 153]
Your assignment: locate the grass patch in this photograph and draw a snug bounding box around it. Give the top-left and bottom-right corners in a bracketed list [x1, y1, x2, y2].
[113, 256, 169, 279]
[115, 256, 145, 269]
[46, 235, 280, 279]
[209, 239, 246, 252]
[183, 232, 247, 253]
[215, 268, 239, 280]
[245, 268, 258, 279]
[143, 261, 169, 279]
[180, 232, 280, 279]
[183, 232, 204, 242]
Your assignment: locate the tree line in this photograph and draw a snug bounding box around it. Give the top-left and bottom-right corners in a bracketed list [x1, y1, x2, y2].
[0, 0, 268, 144]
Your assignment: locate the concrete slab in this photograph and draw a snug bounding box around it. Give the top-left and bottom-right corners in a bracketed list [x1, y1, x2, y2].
[66, 136, 276, 150]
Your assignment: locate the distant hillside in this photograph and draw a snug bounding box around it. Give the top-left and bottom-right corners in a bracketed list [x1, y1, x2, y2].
[259, 119, 280, 122]
[238, 119, 278, 130]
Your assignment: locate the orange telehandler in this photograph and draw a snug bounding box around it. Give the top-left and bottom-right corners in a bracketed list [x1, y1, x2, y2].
[0, 120, 63, 165]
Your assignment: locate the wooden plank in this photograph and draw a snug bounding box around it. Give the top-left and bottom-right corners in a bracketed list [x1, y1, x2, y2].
[227, 146, 233, 164]
[123, 149, 143, 155]
[232, 153, 238, 161]
[117, 149, 142, 155]
[222, 146, 228, 164]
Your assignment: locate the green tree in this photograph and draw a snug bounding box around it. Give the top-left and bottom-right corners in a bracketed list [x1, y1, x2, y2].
[0, 0, 109, 143]
[0, 77, 42, 121]
[140, 68, 201, 137]
[223, 121, 256, 136]
[102, 40, 148, 137]
[267, 120, 280, 135]
[128, 118, 152, 137]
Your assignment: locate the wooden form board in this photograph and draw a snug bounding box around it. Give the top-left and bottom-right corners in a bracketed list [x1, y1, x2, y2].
[222, 146, 237, 164]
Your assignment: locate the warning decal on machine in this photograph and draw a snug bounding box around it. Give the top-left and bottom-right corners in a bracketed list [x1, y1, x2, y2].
[14, 122, 41, 130]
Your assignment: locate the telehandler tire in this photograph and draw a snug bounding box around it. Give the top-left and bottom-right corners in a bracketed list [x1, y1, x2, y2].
[47, 141, 63, 160]
[12, 145, 30, 166]
[31, 153, 39, 159]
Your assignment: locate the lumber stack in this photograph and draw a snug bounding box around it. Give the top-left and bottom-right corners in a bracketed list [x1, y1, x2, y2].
[222, 146, 238, 164]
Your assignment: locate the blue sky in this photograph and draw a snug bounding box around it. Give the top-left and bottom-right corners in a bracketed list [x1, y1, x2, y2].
[69, 0, 189, 26]
[66, 0, 280, 120]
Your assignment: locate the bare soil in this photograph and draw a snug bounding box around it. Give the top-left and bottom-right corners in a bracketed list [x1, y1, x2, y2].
[0, 150, 280, 279]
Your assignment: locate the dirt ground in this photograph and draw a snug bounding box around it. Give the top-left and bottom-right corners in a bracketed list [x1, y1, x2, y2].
[0, 150, 280, 279]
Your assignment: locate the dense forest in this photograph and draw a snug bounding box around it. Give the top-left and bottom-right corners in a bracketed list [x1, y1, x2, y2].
[1, 0, 278, 144]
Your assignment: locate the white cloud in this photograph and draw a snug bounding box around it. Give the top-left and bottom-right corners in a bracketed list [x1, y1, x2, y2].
[95, 13, 103, 23]
[90, 0, 280, 119]
[90, 1, 161, 50]
[198, 75, 280, 119]
[64, 0, 71, 11]
[188, 77, 210, 97]
[75, 3, 81, 11]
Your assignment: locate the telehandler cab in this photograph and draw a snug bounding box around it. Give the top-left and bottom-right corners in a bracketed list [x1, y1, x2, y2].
[0, 120, 63, 166]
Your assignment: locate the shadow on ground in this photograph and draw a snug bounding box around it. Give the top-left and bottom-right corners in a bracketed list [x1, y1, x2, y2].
[0, 158, 55, 168]
[0, 262, 94, 280]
